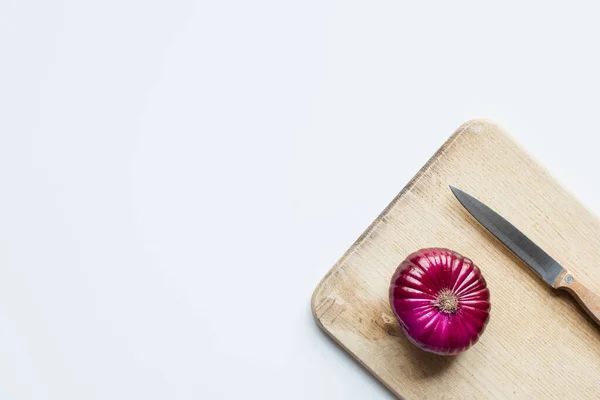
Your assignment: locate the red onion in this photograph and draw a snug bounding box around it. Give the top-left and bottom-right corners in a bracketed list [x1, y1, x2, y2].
[389, 248, 490, 355]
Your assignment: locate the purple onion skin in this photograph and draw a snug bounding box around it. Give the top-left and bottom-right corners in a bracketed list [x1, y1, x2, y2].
[389, 248, 490, 355]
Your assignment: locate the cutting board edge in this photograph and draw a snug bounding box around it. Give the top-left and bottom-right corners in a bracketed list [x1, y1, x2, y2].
[311, 118, 485, 319]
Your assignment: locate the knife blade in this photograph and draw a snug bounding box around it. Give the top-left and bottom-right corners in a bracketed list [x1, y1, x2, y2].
[450, 185, 600, 325]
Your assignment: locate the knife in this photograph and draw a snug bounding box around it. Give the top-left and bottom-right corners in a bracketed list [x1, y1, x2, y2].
[450, 185, 600, 325]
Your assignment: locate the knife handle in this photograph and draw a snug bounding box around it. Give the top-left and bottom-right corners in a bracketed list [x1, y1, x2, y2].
[554, 270, 600, 325]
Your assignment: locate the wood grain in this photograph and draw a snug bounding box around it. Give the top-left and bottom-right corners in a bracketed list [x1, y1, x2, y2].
[311, 119, 600, 399]
[554, 270, 600, 325]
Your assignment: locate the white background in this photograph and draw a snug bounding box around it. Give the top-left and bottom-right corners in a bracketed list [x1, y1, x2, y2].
[2, 1, 600, 399]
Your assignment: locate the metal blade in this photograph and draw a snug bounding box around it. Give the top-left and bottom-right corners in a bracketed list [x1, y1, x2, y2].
[450, 186, 564, 287]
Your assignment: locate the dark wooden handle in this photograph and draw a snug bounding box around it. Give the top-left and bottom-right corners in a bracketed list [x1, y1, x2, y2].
[554, 270, 600, 325]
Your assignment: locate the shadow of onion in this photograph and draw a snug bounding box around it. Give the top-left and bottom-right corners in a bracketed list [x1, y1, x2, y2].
[384, 316, 458, 376]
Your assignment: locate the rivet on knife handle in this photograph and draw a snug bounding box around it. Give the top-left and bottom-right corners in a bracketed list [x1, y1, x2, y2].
[554, 271, 600, 325]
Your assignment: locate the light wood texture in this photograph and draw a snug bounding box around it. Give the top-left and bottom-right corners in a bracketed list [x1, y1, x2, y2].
[311, 119, 600, 399]
[554, 270, 600, 325]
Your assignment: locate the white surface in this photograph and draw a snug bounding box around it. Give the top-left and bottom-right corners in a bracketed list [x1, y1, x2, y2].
[2, 1, 600, 398]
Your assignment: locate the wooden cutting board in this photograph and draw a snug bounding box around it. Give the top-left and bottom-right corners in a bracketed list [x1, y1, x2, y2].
[311, 119, 600, 399]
